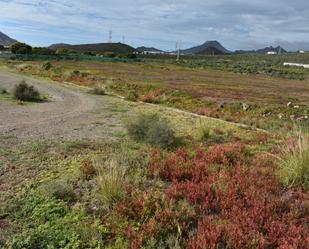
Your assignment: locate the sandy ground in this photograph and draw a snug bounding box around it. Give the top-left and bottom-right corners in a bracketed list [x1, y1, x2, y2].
[0, 69, 125, 147]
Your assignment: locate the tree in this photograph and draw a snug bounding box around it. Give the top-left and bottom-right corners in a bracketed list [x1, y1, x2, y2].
[32, 47, 55, 55]
[56, 48, 77, 55]
[10, 42, 32, 54]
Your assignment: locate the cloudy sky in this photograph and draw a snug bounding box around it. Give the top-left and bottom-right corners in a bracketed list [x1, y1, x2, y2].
[1, 0, 309, 51]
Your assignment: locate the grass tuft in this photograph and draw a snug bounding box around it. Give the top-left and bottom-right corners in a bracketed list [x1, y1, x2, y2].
[96, 159, 127, 207]
[276, 133, 309, 190]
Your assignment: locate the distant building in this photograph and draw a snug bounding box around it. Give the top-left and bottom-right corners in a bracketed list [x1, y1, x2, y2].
[267, 51, 277, 55]
[299, 50, 305, 54]
[141, 51, 165, 55]
[283, 62, 309, 68]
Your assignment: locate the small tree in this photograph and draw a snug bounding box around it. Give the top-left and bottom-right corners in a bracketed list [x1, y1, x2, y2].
[10, 42, 32, 54]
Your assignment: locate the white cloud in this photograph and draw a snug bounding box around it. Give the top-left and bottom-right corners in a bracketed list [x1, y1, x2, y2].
[0, 0, 309, 50]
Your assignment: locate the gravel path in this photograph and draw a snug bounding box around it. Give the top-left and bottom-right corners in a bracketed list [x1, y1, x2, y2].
[0, 69, 124, 147]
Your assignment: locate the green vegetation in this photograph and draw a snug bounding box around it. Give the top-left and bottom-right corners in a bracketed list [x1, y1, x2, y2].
[126, 113, 176, 148]
[276, 133, 309, 190]
[13, 80, 41, 102]
[0, 87, 8, 94]
[88, 86, 106, 95]
[96, 159, 127, 207]
[10, 42, 32, 54]
[42, 61, 52, 71]
[1, 53, 309, 248]
[32, 47, 55, 55]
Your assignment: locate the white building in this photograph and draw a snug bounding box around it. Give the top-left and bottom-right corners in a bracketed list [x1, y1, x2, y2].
[267, 51, 277, 55]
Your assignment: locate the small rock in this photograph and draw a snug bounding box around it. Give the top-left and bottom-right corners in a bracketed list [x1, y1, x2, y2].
[242, 103, 250, 111]
[290, 115, 295, 120]
[287, 102, 293, 108]
[278, 113, 284, 119]
[294, 105, 300, 109]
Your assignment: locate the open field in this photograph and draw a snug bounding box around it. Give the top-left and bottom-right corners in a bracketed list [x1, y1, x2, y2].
[0, 57, 308, 248]
[1, 55, 308, 131]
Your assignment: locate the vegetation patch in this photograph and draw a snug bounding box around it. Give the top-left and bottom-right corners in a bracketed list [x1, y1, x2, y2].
[126, 113, 176, 148]
[13, 80, 42, 102]
[276, 133, 309, 190]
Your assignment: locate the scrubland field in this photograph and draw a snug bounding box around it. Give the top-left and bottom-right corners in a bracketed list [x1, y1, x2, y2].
[0, 54, 308, 249]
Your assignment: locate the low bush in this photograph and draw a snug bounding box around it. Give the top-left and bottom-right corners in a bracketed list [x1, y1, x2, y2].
[43, 176, 76, 202]
[126, 91, 139, 102]
[79, 159, 96, 180]
[42, 61, 52, 71]
[126, 113, 176, 148]
[13, 80, 41, 102]
[89, 86, 106, 95]
[0, 87, 8, 94]
[276, 134, 309, 190]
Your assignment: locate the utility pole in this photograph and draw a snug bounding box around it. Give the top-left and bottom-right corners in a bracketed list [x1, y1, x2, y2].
[176, 40, 181, 61]
[109, 29, 113, 43]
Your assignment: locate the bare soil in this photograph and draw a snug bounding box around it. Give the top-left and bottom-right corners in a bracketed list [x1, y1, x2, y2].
[0, 69, 125, 147]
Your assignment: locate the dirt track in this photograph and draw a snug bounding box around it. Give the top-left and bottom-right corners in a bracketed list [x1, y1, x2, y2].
[0, 69, 124, 147]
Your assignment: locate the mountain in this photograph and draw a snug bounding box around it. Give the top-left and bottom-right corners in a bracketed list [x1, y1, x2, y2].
[256, 46, 287, 54]
[181, 41, 230, 55]
[49, 42, 137, 54]
[0, 31, 17, 46]
[234, 46, 287, 54]
[136, 46, 165, 53]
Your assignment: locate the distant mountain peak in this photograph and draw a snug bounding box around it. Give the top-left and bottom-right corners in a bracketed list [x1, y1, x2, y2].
[181, 40, 230, 55]
[0, 31, 17, 46]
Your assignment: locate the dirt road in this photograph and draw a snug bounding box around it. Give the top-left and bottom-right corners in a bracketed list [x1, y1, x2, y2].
[0, 69, 124, 147]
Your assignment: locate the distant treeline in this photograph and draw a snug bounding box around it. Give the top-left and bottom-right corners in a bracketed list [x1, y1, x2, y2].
[7, 42, 138, 59]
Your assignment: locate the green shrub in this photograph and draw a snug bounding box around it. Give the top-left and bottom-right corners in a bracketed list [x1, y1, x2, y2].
[276, 134, 309, 190]
[126, 91, 139, 102]
[89, 86, 106, 95]
[42, 61, 52, 70]
[126, 113, 176, 148]
[0, 87, 8, 94]
[44, 176, 76, 202]
[13, 80, 41, 102]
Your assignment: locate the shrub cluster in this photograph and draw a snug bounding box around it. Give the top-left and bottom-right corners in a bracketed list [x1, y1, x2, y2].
[13, 80, 41, 102]
[126, 113, 176, 148]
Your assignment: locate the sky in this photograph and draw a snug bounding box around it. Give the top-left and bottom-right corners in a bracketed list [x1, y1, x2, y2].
[1, 0, 309, 51]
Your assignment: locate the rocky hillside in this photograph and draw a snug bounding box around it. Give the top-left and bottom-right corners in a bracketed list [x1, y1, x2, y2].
[0, 31, 17, 46]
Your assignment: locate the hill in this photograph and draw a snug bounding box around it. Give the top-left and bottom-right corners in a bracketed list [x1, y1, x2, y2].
[235, 46, 287, 54]
[0, 31, 17, 46]
[49, 42, 137, 54]
[136, 46, 165, 53]
[181, 41, 230, 55]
